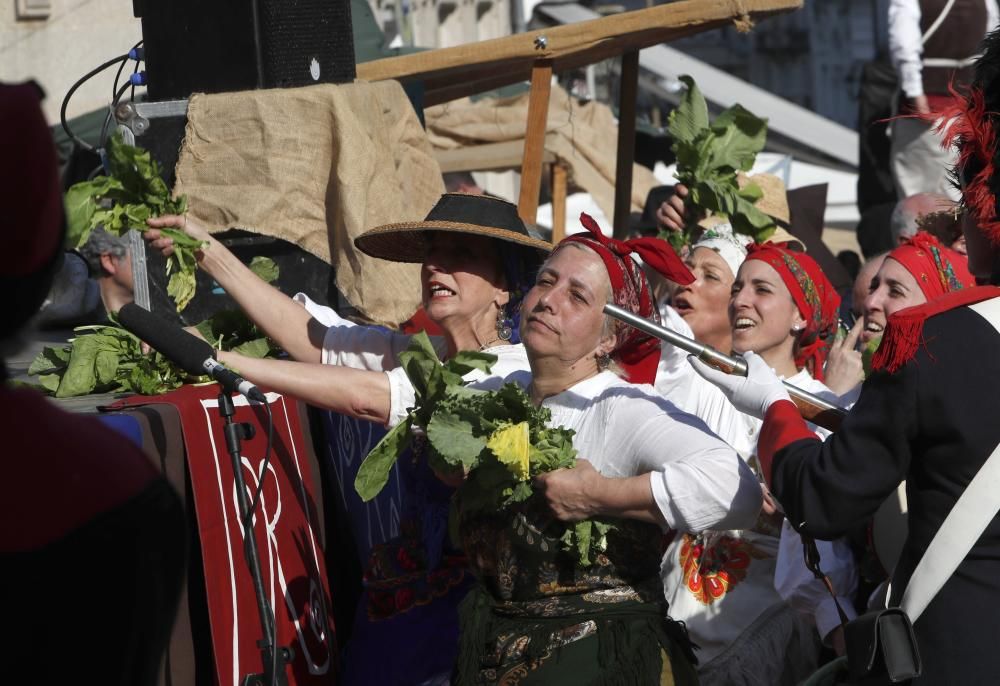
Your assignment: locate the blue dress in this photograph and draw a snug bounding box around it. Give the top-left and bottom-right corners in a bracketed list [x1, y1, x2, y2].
[318, 410, 472, 685]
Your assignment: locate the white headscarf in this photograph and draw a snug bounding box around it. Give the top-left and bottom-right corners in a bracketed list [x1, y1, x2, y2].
[692, 221, 752, 278]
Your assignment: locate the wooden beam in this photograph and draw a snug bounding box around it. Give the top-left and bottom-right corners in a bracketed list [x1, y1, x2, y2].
[433, 137, 556, 173]
[517, 60, 553, 225]
[357, 0, 802, 105]
[613, 50, 639, 240]
[551, 162, 568, 242]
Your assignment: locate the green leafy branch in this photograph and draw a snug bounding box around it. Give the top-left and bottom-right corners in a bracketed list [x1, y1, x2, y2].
[664, 75, 774, 250]
[64, 133, 202, 311]
[28, 291, 281, 398]
[29, 324, 188, 398]
[353, 331, 614, 566]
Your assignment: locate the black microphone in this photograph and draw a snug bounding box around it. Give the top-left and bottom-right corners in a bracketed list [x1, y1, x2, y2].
[118, 303, 268, 403]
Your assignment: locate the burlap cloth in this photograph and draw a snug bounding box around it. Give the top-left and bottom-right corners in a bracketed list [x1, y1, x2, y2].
[174, 80, 444, 327]
[424, 85, 658, 223]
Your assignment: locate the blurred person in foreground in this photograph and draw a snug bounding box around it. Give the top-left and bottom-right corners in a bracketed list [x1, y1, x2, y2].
[0, 82, 185, 685]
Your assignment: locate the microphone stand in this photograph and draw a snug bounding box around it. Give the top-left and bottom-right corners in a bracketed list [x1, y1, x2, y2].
[217, 391, 292, 686]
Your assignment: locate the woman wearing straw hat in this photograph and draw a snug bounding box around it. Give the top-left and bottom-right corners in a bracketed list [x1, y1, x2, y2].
[451, 214, 762, 685]
[146, 193, 550, 425]
[147, 193, 550, 685]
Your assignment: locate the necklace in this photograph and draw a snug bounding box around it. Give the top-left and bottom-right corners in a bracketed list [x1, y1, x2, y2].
[478, 336, 503, 351]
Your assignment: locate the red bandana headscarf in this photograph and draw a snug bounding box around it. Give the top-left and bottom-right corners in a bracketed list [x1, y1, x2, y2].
[561, 213, 694, 384]
[872, 233, 989, 374]
[886, 232, 975, 300]
[743, 243, 841, 381]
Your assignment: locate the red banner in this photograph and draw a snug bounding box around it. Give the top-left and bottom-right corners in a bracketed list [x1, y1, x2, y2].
[112, 385, 337, 685]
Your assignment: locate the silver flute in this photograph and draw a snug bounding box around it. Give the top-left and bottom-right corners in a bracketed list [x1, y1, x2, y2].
[604, 303, 848, 430]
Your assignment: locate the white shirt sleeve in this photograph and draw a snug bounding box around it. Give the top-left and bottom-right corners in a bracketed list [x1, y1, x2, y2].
[384, 367, 417, 428]
[607, 396, 762, 533]
[654, 304, 698, 410]
[989, 0, 1000, 37]
[293, 292, 350, 327]
[889, 0, 925, 98]
[293, 292, 449, 371]
[774, 520, 858, 642]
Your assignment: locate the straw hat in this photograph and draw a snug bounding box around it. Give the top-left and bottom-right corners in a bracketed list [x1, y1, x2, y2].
[354, 193, 552, 263]
[737, 172, 791, 227]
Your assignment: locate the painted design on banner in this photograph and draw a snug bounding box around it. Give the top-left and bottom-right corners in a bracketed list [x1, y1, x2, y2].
[201, 393, 333, 684]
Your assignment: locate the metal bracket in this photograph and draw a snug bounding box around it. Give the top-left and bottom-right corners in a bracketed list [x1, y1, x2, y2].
[114, 99, 189, 138]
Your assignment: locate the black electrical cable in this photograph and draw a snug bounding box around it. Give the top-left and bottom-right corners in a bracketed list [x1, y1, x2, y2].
[130, 56, 141, 102]
[241, 400, 278, 686]
[60, 54, 128, 153]
[113, 40, 143, 100]
[243, 400, 274, 531]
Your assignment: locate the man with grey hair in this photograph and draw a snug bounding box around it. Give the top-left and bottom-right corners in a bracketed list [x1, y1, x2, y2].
[77, 227, 135, 314]
[888, 192, 954, 244]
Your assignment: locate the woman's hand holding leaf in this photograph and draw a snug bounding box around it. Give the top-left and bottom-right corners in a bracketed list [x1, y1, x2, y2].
[145, 214, 212, 257]
[533, 459, 602, 522]
[655, 183, 690, 234]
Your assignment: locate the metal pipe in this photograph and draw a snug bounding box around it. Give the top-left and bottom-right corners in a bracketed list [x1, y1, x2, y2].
[604, 303, 847, 417]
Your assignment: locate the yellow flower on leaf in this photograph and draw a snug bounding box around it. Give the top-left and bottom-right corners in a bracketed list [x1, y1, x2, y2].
[488, 421, 531, 481]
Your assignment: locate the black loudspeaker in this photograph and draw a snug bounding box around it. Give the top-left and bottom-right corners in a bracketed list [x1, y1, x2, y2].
[143, 229, 340, 327]
[135, 0, 357, 102]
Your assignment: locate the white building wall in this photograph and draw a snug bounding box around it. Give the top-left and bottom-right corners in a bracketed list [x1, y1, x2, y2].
[1, 1, 142, 124]
[371, 0, 511, 48]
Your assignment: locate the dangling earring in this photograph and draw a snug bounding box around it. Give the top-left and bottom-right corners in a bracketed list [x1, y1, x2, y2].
[496, 306, 513, 341]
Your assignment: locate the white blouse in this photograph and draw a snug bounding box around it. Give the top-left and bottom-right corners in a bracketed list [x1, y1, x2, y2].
[654, 304, 858, 661]
[472, 370, 764, 534]
[294, 293, 531, 427]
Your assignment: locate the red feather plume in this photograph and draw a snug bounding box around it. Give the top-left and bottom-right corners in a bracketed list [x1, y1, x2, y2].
[924, 84, 1000, 245]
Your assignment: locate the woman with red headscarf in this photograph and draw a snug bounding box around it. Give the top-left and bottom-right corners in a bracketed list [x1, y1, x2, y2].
[689, 28, 1000, 683]
[862, 232, 976, 348]
[827, 231, 975, 397]
[451, 215, 762, 685]
[633, 242, 859, 685]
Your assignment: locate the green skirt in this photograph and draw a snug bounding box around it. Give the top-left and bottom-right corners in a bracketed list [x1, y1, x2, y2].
[455, 585, 700, 686]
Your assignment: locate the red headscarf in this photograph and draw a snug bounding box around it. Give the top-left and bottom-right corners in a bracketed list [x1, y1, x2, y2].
[561, 214, 694, 384]
[743, 243, 840, 381]
[886, 232, 975, 300]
